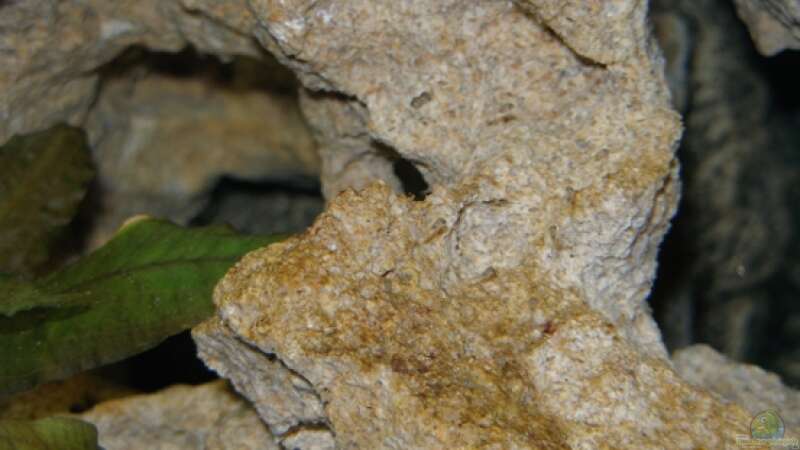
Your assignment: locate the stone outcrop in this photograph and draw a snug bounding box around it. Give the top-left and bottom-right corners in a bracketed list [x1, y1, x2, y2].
[85, 64, 318, 245]
[674, 345, 800, 433]
[732, 0, 800, 55]
[195, 183, 753, 448]
[80, 381, 276, 450]
[3, 0, 794, 447]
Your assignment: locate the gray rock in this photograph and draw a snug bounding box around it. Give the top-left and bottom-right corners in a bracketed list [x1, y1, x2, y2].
[733, 0, 800, 55]
[674, 344, 800, 432]
[80, 381, 278, 450]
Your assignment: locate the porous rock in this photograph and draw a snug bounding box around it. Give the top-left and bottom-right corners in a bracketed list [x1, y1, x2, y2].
[196, 183, 753, 448]
[0, 0, 773, 446]
[732, 0, 800, 55]
[249, 0, 682, 354]
[185, 0, 765, 447]
[80, 380, 277, 450]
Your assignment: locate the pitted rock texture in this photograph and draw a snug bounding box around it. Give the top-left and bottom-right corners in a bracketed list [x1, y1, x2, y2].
[1, 0, 679, 341]
[733, 0, 800, 55]
[257, 0, 682, 357]
[80, 380, 277, 450]
[195, 184, 752, 448]
[0, 0, 773, 446]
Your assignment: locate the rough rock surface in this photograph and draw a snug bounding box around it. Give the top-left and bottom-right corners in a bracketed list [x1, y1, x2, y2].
[196, 184, 753, 448]
[673, 344, 800, 433]
[0, 1, 321, 248]
[732, 0, 800, 55]
[259, 0, 682, 356]
[85, 67, 317, 245]
[80, 380, 277, 450]
[0, 0, 779, 447]
[0, 0, 262, 143]
[194, 318, 335, 449]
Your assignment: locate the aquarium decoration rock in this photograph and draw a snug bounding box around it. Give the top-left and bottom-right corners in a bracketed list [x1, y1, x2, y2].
[2, 0, 799, 448]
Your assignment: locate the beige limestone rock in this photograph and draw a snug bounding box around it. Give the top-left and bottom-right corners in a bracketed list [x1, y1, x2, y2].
[178, 0, 757, 447]
[674, 344, 800, 435]
[0, 0, 261, 143]
[248, 0, 681, 357]
[0, 0, 780, 446]
[195, 184, 752, 448]
[732, 0, 800, 55]
[80, 380, 278, 450]
[85, 69, 318, 245]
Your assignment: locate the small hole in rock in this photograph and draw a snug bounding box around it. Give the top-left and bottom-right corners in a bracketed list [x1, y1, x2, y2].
[374, 142, 430, 201]
[410, 91, 432, 109]
[393, 158, 430, 201]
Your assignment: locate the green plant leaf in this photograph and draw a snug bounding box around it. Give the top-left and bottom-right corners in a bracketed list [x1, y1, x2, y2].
[0, 216, 285, 395]
[0, 416, 98, 450]
[0, 124, 94, 275]
[0, 274, 60, 318]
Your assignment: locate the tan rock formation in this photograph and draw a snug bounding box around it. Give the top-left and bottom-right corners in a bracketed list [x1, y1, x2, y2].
[195, 184, 752, 448]
[1, 0, 778, 447]
[80, 380, 277, 450]
[187, 0, 753, 446]
[243, 0, 683, 355]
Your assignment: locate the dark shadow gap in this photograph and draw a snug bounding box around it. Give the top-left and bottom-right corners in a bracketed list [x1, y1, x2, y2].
[393, 158, 430, 201]
[96, 331, 217, 393]
[190, 175, 324, 235]
[373, 141, 430, 201]
[95, 45, 299, 96]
